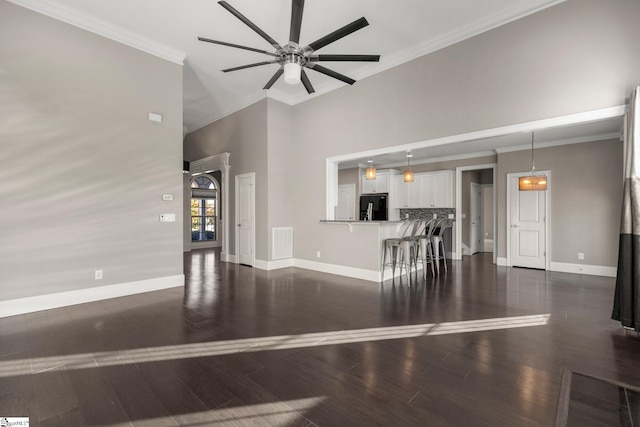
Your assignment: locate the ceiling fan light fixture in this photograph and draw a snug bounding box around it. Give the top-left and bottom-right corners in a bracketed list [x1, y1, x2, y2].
[283, 55, 302, 85]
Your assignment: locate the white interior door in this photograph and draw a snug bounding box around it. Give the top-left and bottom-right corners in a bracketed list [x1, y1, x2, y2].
[336, 184, 356, 220]
[470, 182, 482, 254]
[236, 173, 255, 266]
[508, 173, 547, 269]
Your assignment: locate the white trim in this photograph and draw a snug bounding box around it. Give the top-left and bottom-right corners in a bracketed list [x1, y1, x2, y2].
[255, 258, 294, 271]
[0, 275, 184, 318]
[382, 151, 497, 169]
[506, 171, 552, 270]
[550, 262, 616, 278]
[497, 257, 508, 266]
[455, 163, 497, 263]
[326, 159, 339, 220]
[222, 252, 236, 263]
[328, 106, 626, 163]
[7, 0, 186, 65]
[294, 259, 380, 282]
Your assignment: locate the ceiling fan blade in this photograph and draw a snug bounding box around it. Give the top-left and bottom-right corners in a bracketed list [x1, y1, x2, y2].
[263, 68, 284, 89]
[300, 69, 315, 94]
[307, 64, 355, 85]
[223, 61, 279, 73]
[289, 0, 305, 44]
[218, 1, 282, 50]
[198, 37, 277, 57]
[307, 17, 369, 52]
[309, 54, 380, 62]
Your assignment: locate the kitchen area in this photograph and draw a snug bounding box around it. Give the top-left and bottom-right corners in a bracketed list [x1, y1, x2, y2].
[322, 164, 457, 280]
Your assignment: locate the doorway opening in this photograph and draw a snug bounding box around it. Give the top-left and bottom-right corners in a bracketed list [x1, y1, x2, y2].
[455, 164, 497, 263]
[190, 174, 220, 247]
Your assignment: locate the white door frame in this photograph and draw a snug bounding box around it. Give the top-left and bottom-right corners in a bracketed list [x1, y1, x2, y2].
[455, 163, 497, 263]
[506, 171, 551, 270]
[235, 172, 255, 267]
[470, 181, 482, 254]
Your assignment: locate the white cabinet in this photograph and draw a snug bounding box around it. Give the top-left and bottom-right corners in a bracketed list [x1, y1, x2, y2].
[361, 170, 390, 194]
[393, 170, 454, 209]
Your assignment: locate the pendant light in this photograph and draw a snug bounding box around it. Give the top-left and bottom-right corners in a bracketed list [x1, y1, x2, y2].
[365, 158, 376, 180]
[519, 132, 547, 191]
[404, 151, 414, 183]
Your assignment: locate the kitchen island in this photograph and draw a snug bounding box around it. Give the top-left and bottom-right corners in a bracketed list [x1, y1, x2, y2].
[317, 218, 453, 282]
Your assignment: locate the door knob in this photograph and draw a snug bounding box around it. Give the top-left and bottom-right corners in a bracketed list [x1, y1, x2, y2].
[511, 224, 519, 228]
[237, 224, 241, 227]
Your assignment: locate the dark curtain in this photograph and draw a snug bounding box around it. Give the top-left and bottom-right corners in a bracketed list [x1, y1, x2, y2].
[612, 86, 640, 331]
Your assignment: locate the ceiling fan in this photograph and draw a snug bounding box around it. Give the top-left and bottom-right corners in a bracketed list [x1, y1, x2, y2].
[198, 0, 380, 94]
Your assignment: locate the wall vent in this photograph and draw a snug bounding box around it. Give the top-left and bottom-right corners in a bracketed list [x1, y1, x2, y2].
[272, 227, 293, 260]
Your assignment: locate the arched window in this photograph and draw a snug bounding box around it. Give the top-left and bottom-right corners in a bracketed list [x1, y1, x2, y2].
[191, 176, 217, 242]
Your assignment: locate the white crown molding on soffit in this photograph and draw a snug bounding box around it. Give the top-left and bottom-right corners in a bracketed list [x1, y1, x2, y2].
[286, 0, 567, 107]
[328, 105, 627, 164]
[7, 0, 187, 65]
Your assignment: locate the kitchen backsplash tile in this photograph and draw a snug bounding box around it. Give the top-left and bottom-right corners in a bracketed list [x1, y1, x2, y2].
[400, 208, 455, 220]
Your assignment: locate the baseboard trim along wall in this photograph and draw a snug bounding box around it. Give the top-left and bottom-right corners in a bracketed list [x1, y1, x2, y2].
[253, 256, 616, 281]
[0, 275, 185, 318]
[253, 258, 428, 282]
[550, 262, 617, 278]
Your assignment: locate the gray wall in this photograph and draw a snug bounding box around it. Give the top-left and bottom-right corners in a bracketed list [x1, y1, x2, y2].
[497, 139, 623, 265]
[288, 0, 637, 269]
[0, 3, 184, 300]
[266, 99, 294, 260]
[184, 99, 269, 260]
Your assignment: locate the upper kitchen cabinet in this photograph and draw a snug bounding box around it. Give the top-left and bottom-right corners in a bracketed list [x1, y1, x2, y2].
[361, 169, 394, 194]
[393, 170, 454, 208]
[420, 170, 453, 208]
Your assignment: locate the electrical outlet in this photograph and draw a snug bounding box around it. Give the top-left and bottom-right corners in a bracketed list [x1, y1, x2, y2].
[578, 252, 584, 260]
[95, 270, 103, 280]
[316, 251, 321, 258]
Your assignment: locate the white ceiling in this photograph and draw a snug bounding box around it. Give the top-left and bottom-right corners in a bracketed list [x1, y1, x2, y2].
[19, 0, 565, 132]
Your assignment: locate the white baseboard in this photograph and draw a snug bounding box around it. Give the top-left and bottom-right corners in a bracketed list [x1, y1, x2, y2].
[497, 257, 508, 266]
[0, 275, 185, 318]
[294, 259, 380, 282]
[254, 258, 294, 271]
[221, 252, 235, 263]
[550, 262, 616, 277]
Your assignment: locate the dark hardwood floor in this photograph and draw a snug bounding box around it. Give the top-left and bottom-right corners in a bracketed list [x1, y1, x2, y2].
[1, 249, 639, 426]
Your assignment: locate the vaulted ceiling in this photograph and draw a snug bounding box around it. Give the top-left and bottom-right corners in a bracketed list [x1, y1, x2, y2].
[15, 0, 566, 132]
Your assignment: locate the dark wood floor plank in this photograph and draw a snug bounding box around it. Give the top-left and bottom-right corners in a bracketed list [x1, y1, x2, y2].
[1, 251, 640, 425]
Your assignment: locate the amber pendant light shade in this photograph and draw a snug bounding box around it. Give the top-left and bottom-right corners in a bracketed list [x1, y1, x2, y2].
[519, 132, 547, 191]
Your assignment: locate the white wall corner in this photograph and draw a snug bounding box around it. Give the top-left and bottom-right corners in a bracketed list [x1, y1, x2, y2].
[0, 275, 185, 318]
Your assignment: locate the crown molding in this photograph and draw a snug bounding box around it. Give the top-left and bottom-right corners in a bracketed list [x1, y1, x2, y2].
[8, 0, 186, 65]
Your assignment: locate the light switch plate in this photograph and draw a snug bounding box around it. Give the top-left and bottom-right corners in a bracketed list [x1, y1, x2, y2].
[162, 194, 173, 201]
[160, 213, 176, 222]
